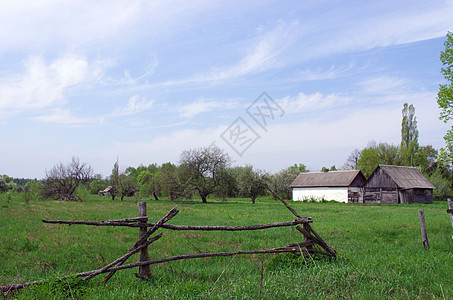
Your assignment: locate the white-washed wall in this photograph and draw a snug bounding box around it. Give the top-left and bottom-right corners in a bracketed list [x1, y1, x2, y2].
[292, 187, 349, 203]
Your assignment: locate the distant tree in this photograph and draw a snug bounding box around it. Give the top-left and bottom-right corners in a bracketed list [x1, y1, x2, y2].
[271, 167, 300, 200]
[109, 160, 120, 200]
[23, 180, 40, 204]
[357, 142, 403, 178]
[437, 31, 453, 188]
[157, 163, 190, 201]
[0, 175, 16, 192]
[41, 157, 93, 201]
[357, 146, 380, 178]
[118, 174, 139, 200]
[179, 146, 231, 203]
[237, 165, 268, 204]
[344, 148, 361, 170]
[89, 179, 108, 194]
[401, 103, 419, 166]
[288, 163, 309, 173]
[414, 145, 438, 174]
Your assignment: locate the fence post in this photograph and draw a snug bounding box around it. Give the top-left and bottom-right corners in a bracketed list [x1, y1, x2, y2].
[418, 210, 430, 249]
[448, 199, 453, 239]
[137, 202, 152, 279]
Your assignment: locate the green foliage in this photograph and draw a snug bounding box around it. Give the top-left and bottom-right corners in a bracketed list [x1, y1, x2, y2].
[428, 170, 452, 200]
[271, 166, 300, 200]
[23, 180, 40, 203]
[401, 103, 419, 166]
[236, 165, 268, 203]
[89, 179, 108, 194]
[437, 32, 453, 179]
[0, 174, 16, 192]
[437, 31, 453, 122]
[357, 142, 403, 177]
[179, 146, 231, 203]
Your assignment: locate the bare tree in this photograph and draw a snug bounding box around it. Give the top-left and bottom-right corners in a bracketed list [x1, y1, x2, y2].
[42, 157, 93, 201]
[179, 146, 231, 203]
[344, 148, 361, 170]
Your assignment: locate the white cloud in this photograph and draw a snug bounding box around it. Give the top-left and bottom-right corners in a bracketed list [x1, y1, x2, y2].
[297, 64, 357, 81]
[33, 108, 88, 126]
[0, 54, 108, 118]
[277, 92, 352, 114]
[178, 99, 226, 118]
[112, 95, 154, 116]
[357, 76, 410, 98]
[316, 2, 453, 57]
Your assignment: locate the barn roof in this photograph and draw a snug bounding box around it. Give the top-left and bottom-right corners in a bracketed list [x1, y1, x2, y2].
[290, 170, 364, 188]
[376, 165, 436, 189]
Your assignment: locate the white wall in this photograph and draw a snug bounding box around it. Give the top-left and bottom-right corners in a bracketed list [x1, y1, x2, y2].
[292, 187, 349, 202]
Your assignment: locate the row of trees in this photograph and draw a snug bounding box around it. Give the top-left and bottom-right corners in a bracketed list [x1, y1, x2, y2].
[9, 148, 307, 203]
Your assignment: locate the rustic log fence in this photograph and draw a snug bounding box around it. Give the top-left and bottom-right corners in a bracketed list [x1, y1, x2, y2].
[1, 182, 336, 293]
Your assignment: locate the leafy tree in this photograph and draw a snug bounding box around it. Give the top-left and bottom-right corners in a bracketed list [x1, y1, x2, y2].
[288, 163, 309, 173]
[401, 103, 419, 166]
[357, 147, 380, 178]
[427, 169, 452, 200]
[41, 157, 93, 201]
[109, 161, 120, 200]
[271, 167, 301, 200]
[23, 180, 40, 204]
[89, 179, 108, 194]
[357, 142, 403, 177]
[437, 31, 453, 187]
[157, 162, 190, 200]
[0, 175, 16, 192]
[414, 145, 438, 174]
[179, 146, 231, 203]
[118, 173, 139, 200]
[237, 165, 268, 204]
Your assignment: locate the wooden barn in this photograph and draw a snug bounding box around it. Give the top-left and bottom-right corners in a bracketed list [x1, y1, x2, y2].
[363, 165, 435, 204]
[290, 170, 366, 203]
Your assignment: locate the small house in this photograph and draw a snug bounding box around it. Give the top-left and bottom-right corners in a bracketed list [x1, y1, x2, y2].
[363, 165, 435, 204]
[99, 186, 113, 196]
[290, 170, 366, 203]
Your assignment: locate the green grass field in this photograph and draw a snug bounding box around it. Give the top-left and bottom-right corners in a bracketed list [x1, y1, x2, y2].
[1, 193, 452, 299]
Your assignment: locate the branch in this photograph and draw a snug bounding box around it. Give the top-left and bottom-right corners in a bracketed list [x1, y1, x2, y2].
[259, 177, 303, 219]
[42, 219, 313, 230]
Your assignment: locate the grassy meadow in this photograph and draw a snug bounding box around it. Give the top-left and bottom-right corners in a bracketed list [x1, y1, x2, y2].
[1, 193, 452, 299]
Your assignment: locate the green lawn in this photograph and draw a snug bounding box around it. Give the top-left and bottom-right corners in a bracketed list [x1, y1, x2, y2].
[1, 193, 452, 299]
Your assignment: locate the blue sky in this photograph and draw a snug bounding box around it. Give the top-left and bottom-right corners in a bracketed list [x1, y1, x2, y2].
[1, 0, 452, 179]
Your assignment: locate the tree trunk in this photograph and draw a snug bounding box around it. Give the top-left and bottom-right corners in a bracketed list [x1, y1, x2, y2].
[201, 193, 208, 203]
[251, 195, 256, 204]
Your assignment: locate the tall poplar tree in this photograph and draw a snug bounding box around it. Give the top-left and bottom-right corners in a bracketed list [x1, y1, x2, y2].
[401, 103, 419, 166]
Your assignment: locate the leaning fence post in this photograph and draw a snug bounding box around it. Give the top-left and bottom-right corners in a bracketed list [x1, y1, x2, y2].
[448, 199, 453, 239]
[418, 210, 430, 249]
[137, 202, 152, 279]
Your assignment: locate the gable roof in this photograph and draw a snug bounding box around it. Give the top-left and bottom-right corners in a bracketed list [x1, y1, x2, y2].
[375, 165, 436, 189]
[290, 170, 365, 188]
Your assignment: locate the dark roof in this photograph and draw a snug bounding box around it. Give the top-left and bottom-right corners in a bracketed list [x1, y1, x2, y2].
[290, 170, 364, 188]
[377, 165, 436, 189]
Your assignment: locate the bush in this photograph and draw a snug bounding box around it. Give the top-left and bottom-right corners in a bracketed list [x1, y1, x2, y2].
[428, 170, 452, 200]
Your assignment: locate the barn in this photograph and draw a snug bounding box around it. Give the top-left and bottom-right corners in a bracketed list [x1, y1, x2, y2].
[290, 170, 366, 203]
[363, 165, 435, 204]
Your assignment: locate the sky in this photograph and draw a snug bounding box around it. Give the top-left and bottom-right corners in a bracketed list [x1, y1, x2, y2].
[1, 0, 453, 179]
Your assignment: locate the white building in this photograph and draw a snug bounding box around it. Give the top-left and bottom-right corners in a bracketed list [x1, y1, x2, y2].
[290, 170, 366, 203]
